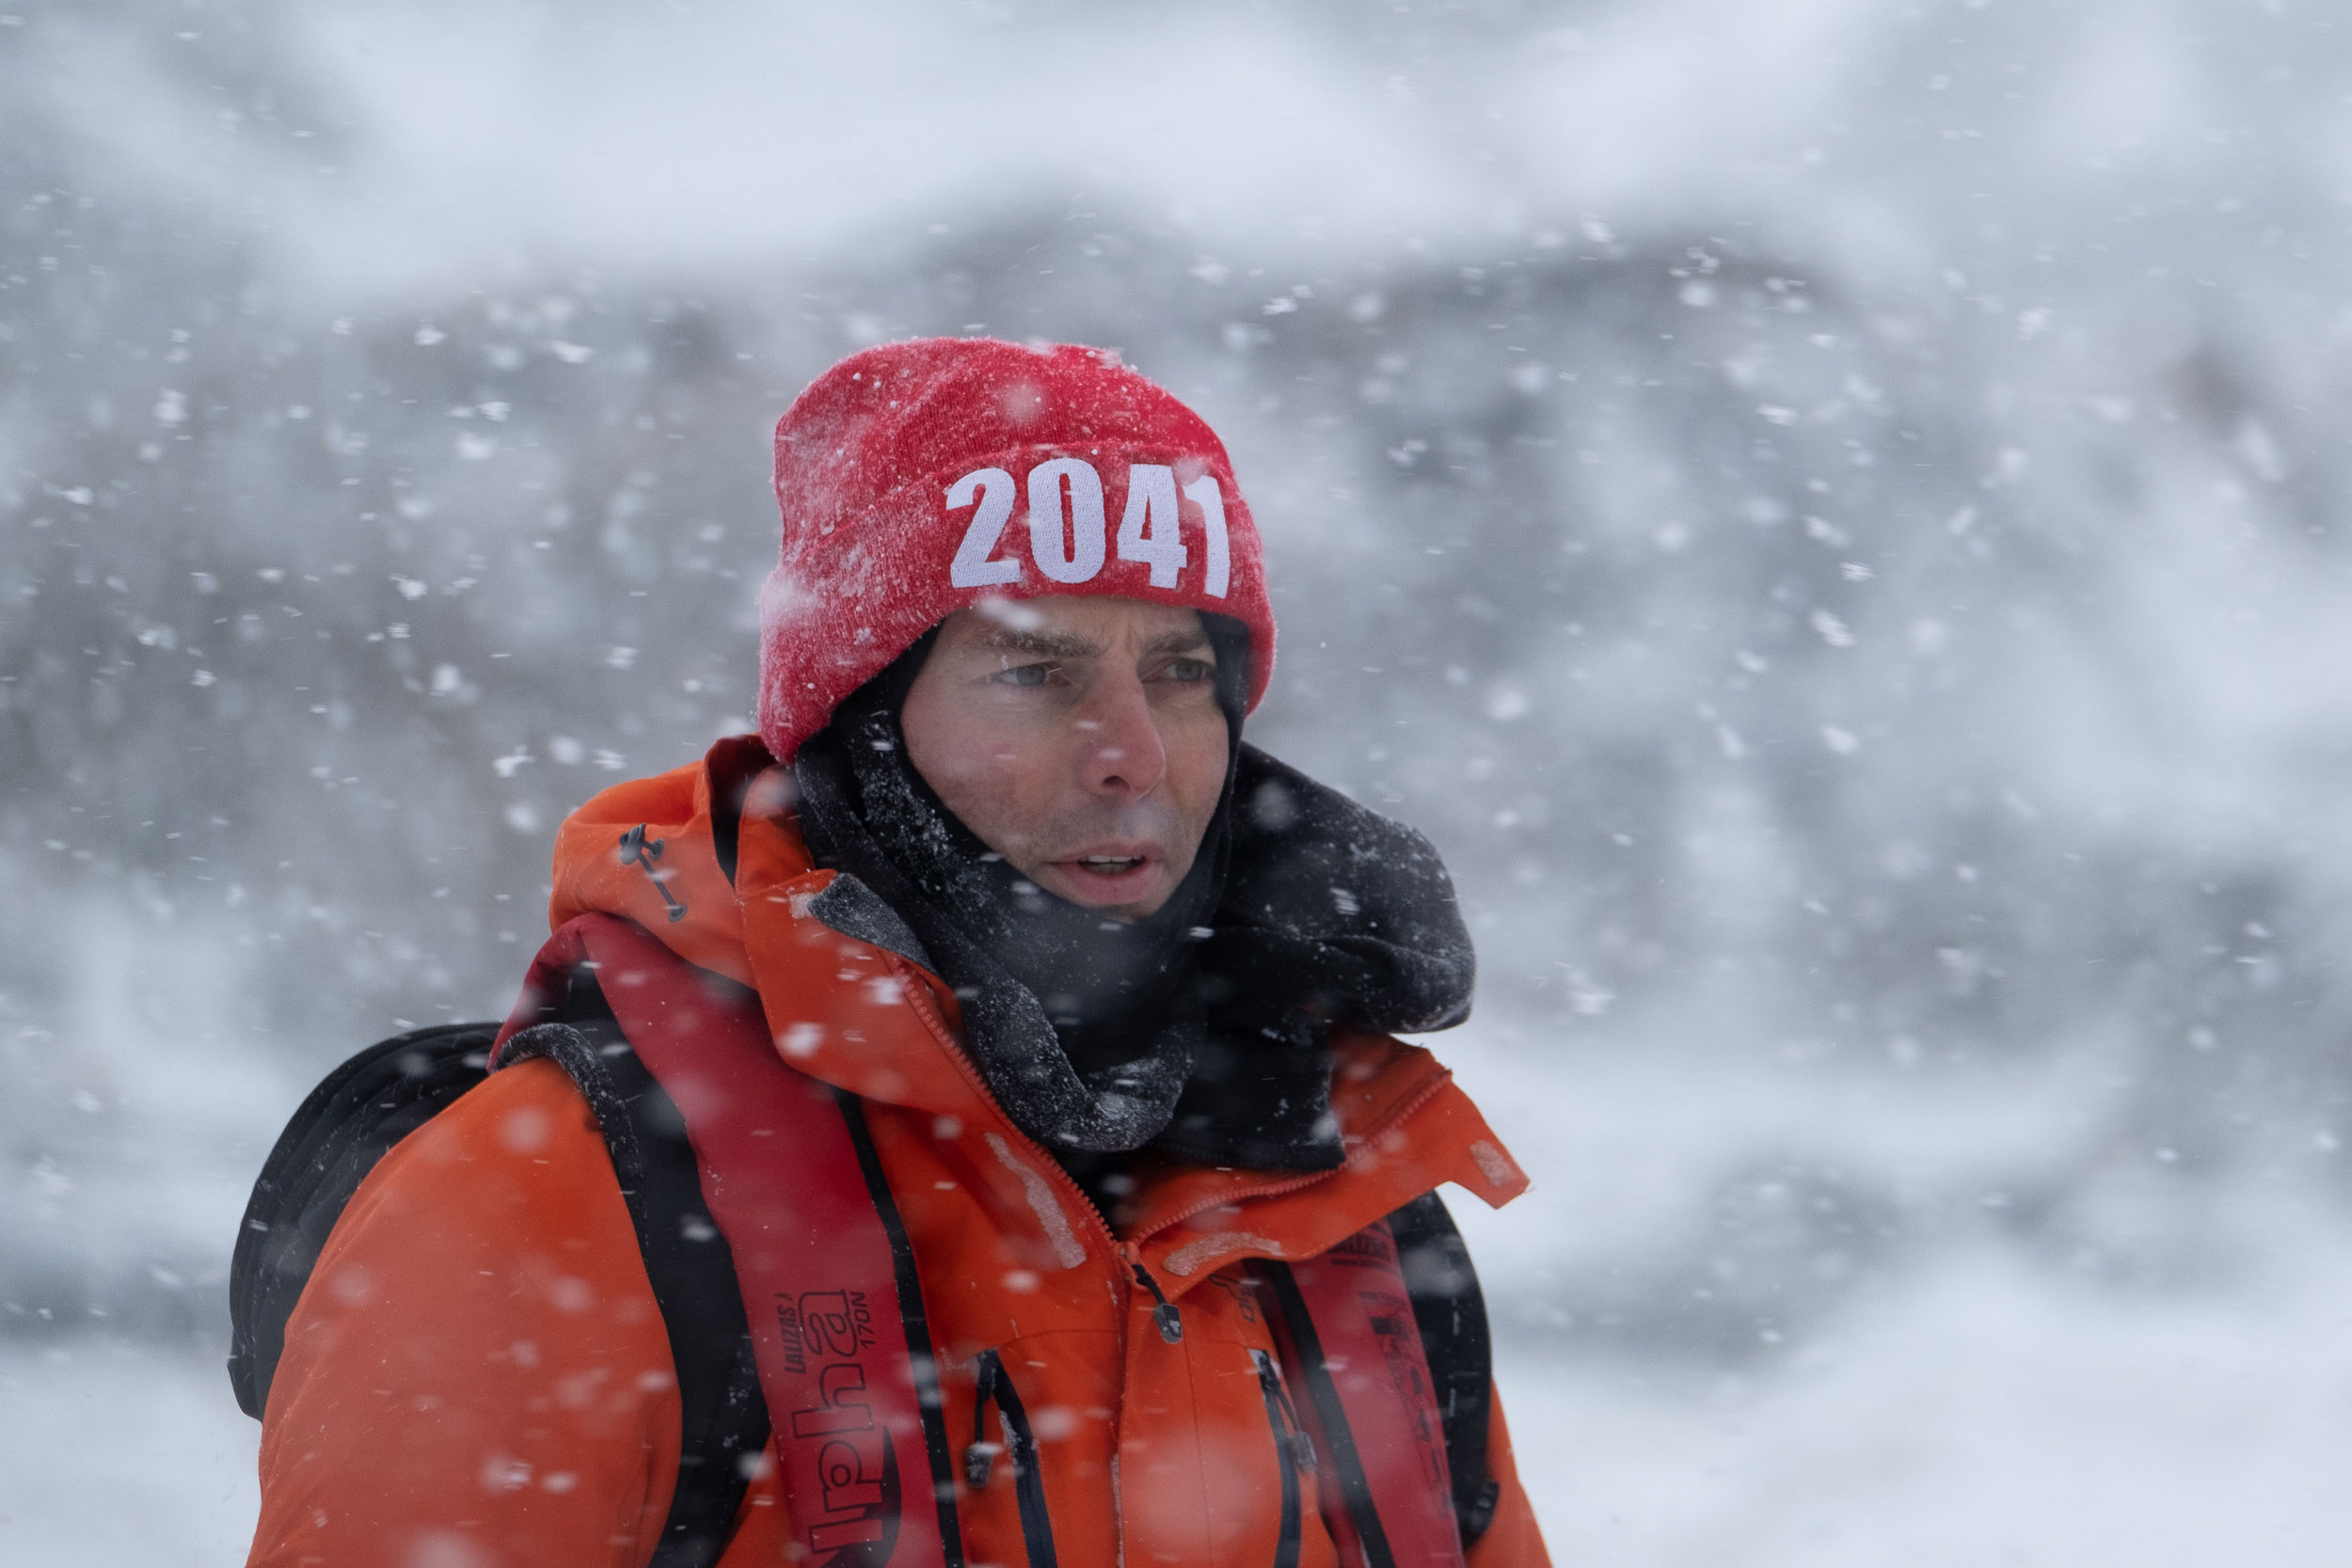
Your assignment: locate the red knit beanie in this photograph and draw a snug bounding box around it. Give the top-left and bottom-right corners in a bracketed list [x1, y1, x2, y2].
[756, 338, 1276, 763]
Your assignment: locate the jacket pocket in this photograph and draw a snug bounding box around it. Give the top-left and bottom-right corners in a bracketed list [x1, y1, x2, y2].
[966, 1348, 1059, 1568]
[1252, 1349, 1317, 1568]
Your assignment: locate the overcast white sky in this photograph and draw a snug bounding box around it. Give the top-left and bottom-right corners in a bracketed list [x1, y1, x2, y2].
[50, 0, 2112, 299]
[31, 0, 2314, 309]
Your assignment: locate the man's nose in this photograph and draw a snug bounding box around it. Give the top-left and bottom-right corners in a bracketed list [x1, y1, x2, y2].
[1074, 671, 1167, 799]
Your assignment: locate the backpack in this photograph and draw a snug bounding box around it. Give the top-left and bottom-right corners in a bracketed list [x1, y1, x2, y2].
[230, 973, 1499, 1567]
[229, 1002, 767, 1568]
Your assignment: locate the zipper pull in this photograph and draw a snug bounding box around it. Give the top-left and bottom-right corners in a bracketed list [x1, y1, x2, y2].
[1254, 1349, 1318, 1473]
[616, 825, 689, 923]
[1131, 1261, 1184, 1343]
[965, 1442, 1003, 1489]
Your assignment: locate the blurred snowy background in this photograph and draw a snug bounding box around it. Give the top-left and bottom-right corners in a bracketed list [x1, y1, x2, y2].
[8, 0, 2352, 1560]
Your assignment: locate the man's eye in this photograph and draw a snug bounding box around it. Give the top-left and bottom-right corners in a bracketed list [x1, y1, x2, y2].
[994, 662, 1055, 688]
[1164, 658, 1213, 683]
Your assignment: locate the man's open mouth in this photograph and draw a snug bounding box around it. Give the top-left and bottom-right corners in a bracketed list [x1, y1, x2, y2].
[1073, 855, 1147, 876]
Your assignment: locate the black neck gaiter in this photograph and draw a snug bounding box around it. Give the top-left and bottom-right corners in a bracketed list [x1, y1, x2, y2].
[789, 619, 1477, 1179]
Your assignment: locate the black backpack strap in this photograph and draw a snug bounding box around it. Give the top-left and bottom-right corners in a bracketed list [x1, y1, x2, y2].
[1388, 1192, 1501, 1547]
[229, 1022, 497, 1420]
[500, 978, 771, 1568]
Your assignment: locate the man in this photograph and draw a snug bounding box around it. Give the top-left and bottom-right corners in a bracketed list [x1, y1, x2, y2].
[246, 338, 1550, 1567]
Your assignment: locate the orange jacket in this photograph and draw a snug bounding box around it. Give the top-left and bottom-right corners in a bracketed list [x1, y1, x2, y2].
[247, 744, 1552, 1568]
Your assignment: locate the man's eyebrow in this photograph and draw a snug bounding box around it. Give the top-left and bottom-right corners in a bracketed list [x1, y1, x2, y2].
[962, 626, 1211, 660]
[969, 627, 1102, 658]
[1143, 628, 1212, 657]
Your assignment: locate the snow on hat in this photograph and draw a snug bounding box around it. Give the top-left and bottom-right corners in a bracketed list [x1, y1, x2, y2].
[755, 337, 1276, 763]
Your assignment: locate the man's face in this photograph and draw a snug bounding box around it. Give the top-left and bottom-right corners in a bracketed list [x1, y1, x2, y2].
[899, 595, 1231, 922]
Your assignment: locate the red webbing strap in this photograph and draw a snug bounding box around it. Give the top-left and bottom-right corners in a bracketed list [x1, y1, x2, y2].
[1266, 1224, 1465, 1568]
[501, 915, 961, 1568]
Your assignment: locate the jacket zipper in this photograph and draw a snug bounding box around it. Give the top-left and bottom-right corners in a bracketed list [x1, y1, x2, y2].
[882, 951, 1186, 1343]
[965, 1348, 1060, 1568]
[1252, 1349, 1316, 1568]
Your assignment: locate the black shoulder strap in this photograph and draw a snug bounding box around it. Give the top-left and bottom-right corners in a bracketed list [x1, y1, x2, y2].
[229, 1022, 497, 1420]
[499, 972, 771, 1568]
[1388, 1192, 1501, 1546]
